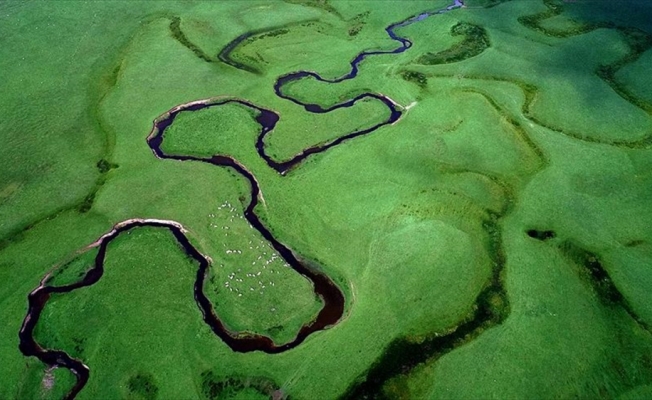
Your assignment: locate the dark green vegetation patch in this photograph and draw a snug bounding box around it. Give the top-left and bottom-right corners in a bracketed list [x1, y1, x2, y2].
[201, 371, 282, 400]
[400, 70, 428, 89]
[417, 22, 490, 65]
[126, 372, 159, 400]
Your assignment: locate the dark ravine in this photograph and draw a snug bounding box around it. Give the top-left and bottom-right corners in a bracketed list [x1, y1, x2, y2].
[18, 1, 471, 398]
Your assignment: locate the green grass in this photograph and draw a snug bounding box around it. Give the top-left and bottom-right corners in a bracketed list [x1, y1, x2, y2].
[0, 210, 111, 398]
[265, 96, 391, 161]
[161, 102, 262, 160]
[202, 198, 323, 345]
[3, 0, 652, 399]
[396, 221, 652, 399]
[0, 3, 104, 240]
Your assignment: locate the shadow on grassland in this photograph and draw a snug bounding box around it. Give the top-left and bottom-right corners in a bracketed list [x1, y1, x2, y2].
[518, 0, 652, 116]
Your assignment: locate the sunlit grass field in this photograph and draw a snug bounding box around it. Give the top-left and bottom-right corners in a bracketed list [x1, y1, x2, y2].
[1, 0, 652, 399]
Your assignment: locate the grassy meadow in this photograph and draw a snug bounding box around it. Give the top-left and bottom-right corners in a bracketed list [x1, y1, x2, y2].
[1, 0, 652, 399]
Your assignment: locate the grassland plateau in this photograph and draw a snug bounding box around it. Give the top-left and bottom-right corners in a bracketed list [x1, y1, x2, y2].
[1, 0, 652, 399]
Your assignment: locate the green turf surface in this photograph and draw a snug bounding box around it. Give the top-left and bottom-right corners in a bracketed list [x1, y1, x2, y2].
[2, 0, 652, 398]
[161, 102, 262, 160]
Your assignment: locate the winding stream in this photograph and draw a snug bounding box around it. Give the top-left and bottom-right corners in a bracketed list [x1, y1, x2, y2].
[19, 1, 464, 398]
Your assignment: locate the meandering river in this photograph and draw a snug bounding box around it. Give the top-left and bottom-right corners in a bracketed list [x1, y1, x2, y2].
[18, 1, 464, 398]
